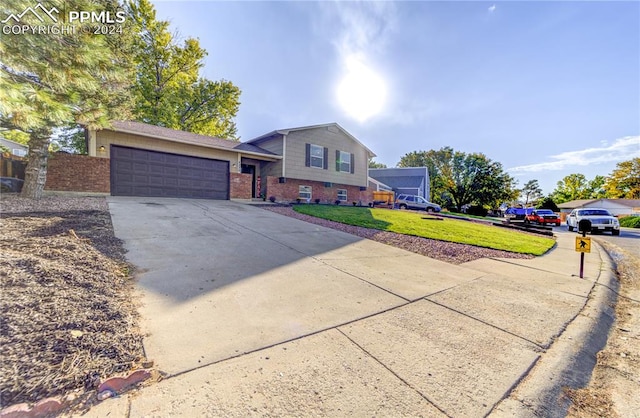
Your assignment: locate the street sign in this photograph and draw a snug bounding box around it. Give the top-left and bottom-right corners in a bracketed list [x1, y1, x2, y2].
[575, 236, 591, 253]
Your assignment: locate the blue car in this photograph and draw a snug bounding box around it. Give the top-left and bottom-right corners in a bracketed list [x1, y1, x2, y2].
[504, 207, 534, 221]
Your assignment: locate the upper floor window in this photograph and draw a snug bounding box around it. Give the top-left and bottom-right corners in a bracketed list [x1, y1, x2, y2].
[306, 144, 326, 169]
[336, 150, 353, 173]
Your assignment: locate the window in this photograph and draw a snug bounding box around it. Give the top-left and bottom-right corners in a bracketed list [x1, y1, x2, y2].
[299, 185, 312, 200]
[336, 150, 352, 173]
[310, 144, 324, 169]
[337, 189, 347, 201]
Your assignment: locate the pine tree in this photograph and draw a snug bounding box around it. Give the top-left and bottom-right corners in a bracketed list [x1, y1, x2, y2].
[0, 0, 134, 198]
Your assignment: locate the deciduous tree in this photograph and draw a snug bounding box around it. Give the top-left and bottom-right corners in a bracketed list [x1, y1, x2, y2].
[368, 158, 387, 169]
[398, 147, 517, 210]
[0, 0, 134, 198]
[128, 0, 241, 139]
[605, 158, 640, 199]
[551, 173, 590, 203]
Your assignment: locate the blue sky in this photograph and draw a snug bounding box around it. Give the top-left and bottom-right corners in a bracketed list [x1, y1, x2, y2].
[152, 0, 640, 195]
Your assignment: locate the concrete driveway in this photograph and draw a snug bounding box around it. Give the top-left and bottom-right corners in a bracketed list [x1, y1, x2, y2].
[104, 197, 612, 417]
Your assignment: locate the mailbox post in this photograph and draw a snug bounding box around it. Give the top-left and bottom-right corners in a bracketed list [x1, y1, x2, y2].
[577, 219, 592, 278]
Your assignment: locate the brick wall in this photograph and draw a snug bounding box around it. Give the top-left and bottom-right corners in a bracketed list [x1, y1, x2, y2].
[230, 172, 252, 199]
[263, 176, 373, 204]
[45, 153, 110, 193]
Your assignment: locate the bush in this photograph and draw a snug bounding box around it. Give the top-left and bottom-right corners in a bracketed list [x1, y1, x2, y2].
[335, 200, 341, 205]
[314, 198, 321, 204]
[466, 205, 488, 217]
[269, 196, 276, 203]
[619, 216, 640, 228]
[537, 197, 559, 212]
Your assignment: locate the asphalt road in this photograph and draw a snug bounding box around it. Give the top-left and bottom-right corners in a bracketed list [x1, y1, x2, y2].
[553, 225, 639, 254]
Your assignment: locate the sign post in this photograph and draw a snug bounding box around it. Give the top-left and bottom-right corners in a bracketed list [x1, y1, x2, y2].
[576, 219, 592, 278]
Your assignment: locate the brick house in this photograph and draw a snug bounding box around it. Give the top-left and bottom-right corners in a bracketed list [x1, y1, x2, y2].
[45, 121, 376, 204]
[246, 123, 376, 204]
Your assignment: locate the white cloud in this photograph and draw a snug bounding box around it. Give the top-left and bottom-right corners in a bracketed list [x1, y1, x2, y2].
[508, 135, 640, 173]
[488, 4, 497, 13]
[317, 1, 397, 57]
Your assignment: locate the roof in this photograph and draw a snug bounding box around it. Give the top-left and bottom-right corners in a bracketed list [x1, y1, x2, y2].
[372, 176, 425, 189]
[0, 137, 28, 150]
[104, 121, 280, 160]
[369, 167, 429, 177]
[558, 199, 640, 209]
[246, 122, 376, 157]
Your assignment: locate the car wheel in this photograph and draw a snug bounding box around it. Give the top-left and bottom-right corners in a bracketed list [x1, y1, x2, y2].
[426, 207, 434, 213]
[568, 225, 574, 232]
[399, 204, 407, 210]
[612, 230, 620, 236]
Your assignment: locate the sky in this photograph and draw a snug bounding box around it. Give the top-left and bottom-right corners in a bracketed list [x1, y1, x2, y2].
[151, 0, 640, 195]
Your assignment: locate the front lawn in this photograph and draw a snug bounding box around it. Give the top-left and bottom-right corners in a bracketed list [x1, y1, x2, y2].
[293, 205, 555, 255]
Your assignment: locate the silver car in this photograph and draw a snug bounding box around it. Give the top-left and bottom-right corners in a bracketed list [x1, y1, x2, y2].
[395, 194, 441, 212]
[566, 208, 620, 235]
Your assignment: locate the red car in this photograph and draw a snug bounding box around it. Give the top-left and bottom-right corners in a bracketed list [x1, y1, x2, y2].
[525, 209, 561, 226]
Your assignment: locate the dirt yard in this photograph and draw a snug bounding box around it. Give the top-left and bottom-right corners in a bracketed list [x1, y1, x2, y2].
[566, 241, 640, 417]
[0, 196, 146, 410]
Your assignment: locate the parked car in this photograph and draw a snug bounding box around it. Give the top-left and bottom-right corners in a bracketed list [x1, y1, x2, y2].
[525, 209, 561, 226]
[395, 194, 441, 212]
[566, 208, 620, 235]
[504, 207, 534, 221]
[0, 177, 24, 193]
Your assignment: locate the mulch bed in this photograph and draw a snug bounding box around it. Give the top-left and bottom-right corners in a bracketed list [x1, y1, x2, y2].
[0, 196, 146, 409]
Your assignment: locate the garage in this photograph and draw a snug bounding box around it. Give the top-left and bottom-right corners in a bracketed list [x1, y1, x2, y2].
[110, 145, 229, 199]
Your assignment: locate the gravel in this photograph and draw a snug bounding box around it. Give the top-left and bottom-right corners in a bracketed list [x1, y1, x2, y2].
[263, 206, 534, 265]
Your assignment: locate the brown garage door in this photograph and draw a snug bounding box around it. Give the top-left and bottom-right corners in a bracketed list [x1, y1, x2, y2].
[110, 146, 229, 199]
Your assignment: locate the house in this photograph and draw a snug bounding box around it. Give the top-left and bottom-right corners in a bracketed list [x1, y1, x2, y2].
[558, 199, 640, 216]
[44, 121, 376, 203]
[0, 137, 28, 157]
[368, 167, 430, 200]
[246, 123, 375, 203]
[46, 121, 280, 198]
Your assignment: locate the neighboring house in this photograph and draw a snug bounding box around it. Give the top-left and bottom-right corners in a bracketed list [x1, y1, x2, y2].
[0, 137, 28, 180]
[368, 167, 430, 200]
[558, 199, 640, 216]
[0, 137, 28, 157]
[44, 121, 377, 203]
[246, 123, 375, 203]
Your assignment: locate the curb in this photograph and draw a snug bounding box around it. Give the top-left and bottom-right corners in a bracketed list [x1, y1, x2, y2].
[490, 241, 619, 417]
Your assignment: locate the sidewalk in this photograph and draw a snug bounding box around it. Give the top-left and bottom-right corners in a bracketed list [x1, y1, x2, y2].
[86, 204, 616, 417]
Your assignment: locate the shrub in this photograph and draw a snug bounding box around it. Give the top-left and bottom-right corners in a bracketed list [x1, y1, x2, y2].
[335, 200, 341, 205]
[537, 197, 559, 212]
[619, 215, 640, 228]
[314, 198, 321, 204]
[269, 196, 276, 203]
[467, 205, 488, 217]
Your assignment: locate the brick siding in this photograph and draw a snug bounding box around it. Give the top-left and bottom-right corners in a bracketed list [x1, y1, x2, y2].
[45, 153, 110, 193]
[263, 176, 373, 204]
[230, 172, 252, 199]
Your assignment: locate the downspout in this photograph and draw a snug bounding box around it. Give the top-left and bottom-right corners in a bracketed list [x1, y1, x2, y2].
[281, 134, 287, 178]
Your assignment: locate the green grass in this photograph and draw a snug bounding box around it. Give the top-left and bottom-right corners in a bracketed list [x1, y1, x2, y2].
[293, 205, 555, 255]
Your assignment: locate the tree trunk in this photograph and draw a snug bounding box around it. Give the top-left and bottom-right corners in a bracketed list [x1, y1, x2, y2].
[20, 129, 52, 200]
